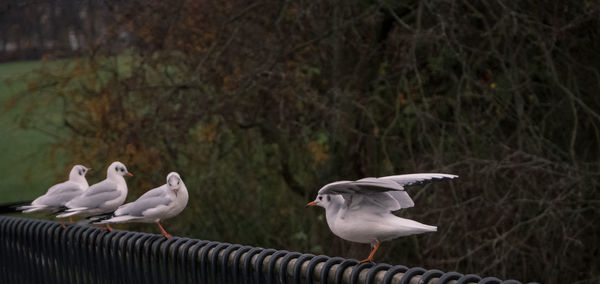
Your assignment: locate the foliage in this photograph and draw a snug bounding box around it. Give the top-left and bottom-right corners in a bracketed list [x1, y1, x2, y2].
[6, 0, 600, 283]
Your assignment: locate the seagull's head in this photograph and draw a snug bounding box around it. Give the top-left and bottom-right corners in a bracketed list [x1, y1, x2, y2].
[306, 194, 333, 209]
[167, 172, 182, 197]
[69, 165, 91, 180]
[108, 161, 133, 178]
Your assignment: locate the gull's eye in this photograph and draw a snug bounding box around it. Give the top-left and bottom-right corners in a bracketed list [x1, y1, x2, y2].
[115, 167, 119, 172]
[318, 196, 323, 201]
[121, 168, 124, 172]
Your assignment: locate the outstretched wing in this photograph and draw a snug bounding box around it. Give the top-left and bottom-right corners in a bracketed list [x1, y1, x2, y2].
[379, 173, 458, 186]
[318, 173, 458, 214]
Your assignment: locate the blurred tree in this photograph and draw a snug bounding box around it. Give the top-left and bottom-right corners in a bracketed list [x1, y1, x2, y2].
[7, 0, 600, 283]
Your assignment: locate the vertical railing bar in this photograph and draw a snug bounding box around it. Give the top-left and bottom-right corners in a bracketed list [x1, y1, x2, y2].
[208, 242, 230, 284]
[35, 220, 49, 284]
[20, 218, 32, 284]
[37, 220, 54, 284]
[79, 226, 96, 284]
[49, 221, 66, 284]
[123, 231, 142, 284]
[58, 223, 71, 284]
[150, 236, 167, 284]
[39, 221, 56, 284]
[109, 230, 128, 284]
[159, 236, 179, 283]
[11, 217, 24, 283]
[138, 233, 156, 284]
[104, 230, 120, 284]
[119, 231, 139, 284]
[279, 252, 301, 284]
[349, 262, 374, 284]
[94, 229, 109, 284]
[180, 239, 199, 284]
[254, 248, 276, 283]
[292, 253, 315, 284]
[20, 218, 35, 284]
[364, 263, 391, 284]
[265, 250, 289, 284]
[189, 240, 209, 284]
[64, 225, 78, 284]
[85, 227, 102, 284]
[0, 217, 7, 283]
[232, 246, 253, 284]
[70, 225, 84, 284]
[170, 237, 191, 284]
[199, 241, 219, 284]
[220, 244, 242, 284]
[304, 255, 329, 284]
[242, 247, 263, 284]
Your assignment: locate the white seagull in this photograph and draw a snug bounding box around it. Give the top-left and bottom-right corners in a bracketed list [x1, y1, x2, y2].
[306, 173, 458, 263]
[18, 165, 91, 227]
[57, 161, 132, 231]
[96, 172, 188, 238]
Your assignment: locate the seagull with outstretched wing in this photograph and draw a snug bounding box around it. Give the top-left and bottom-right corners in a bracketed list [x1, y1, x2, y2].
[306, 173, 457, 263]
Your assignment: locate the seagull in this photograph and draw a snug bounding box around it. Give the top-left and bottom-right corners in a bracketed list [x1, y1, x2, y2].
[57, 161, 132, 231]
[18, 165, 91, 228]
[96, 172, 188, 238]
[306, 173, 458, 263]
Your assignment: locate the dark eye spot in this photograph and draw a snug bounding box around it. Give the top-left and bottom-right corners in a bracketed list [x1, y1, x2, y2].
[78, 170, 82, 175]
[115, 167, 119, 172]
[121, 168, 124, 172]
[327, 196, 331, 201]
[318, 196, 323, 200]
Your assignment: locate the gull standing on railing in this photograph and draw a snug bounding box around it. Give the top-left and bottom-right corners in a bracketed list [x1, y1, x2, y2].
[18, 165, 91, 228]
[96, 172, 188, 238]
[306, 173, 458, 263]
[57, 161, 132, 231]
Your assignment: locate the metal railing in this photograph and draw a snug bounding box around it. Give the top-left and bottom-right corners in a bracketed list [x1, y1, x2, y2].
[0, 216, 535, 284]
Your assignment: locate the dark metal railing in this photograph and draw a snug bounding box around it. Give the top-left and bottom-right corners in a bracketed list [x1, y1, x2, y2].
[0, 216, 535, 284]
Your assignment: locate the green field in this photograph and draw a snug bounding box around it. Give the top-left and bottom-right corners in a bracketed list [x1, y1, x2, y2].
[0, 60, 68, 202]
[0, 56, 132, 203]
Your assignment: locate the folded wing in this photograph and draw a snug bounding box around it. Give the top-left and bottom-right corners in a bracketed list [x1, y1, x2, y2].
[66, 180, 120, 208]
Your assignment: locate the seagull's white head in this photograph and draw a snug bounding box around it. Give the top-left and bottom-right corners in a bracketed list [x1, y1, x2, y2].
[68, 164, 91, 181]
[107, 161, 133, 178]
[166, 172, 182, 196]
[306, 194, 335, 209]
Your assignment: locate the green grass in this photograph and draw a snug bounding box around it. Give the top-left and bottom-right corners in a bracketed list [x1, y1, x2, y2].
[0, 60, 63, 202]
[0, 56, 133, 203]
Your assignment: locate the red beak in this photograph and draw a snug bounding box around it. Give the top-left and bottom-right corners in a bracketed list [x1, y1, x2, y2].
[306, 201, 317, 207]
[126, 172, 134, 177]
[87, 168, 92, 171]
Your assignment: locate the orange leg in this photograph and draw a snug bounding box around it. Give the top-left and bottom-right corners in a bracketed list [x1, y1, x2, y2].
[69, 216, 73, 224]
[156, 221, 172, 239]
[61, 219, 66, 229]
[359, 242, 381, 263]
[106, 224, 114, 232]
